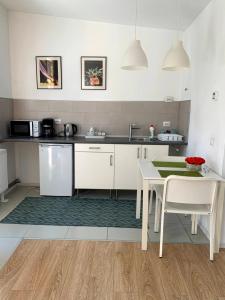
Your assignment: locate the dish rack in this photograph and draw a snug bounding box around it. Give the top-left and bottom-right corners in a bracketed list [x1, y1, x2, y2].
[157, 133, 183, 142]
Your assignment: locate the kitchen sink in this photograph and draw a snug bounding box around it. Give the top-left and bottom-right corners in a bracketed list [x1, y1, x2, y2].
[130, 137, 155, 142]
[131, 137, 147, 141]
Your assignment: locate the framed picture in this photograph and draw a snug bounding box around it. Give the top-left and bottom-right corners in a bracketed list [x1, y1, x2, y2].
[81, 56, 107, 90]
[36, 56, 62, 89]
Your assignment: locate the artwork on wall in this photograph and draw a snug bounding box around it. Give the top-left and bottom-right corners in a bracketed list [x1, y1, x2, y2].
[81, 56, 107, 90]
[36, 56, 62, 89]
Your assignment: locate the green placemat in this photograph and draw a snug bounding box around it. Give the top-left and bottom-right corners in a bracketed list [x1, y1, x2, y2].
[153, 161, 186, 168]
[159, 170, 202, 178]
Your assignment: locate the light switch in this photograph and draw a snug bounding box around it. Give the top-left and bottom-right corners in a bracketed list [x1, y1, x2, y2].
[54, 118, 62, 124]
[210, 137, 215, 146]
[164, 96, 174, 102]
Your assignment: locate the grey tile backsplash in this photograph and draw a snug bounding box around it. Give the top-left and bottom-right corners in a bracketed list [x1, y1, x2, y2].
[13, 99, 190, 139]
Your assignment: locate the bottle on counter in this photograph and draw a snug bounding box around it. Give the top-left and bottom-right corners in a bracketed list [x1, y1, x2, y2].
[149, 124, 155, 139]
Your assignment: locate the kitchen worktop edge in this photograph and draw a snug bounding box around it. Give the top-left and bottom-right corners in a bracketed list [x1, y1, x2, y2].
[0, 136, 188, 146]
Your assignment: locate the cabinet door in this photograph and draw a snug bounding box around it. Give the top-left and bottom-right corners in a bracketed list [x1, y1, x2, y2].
[115, 144, 141, 190]
[142, 145, 169, 161]
[75, 152, 114, 189]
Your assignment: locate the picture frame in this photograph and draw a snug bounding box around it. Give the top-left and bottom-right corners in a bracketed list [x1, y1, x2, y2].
[36, 56, 62, 89]
[81, 56, 107, 90]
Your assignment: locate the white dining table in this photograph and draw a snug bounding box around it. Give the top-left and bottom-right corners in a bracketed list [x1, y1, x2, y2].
[136, 159, 225, 252]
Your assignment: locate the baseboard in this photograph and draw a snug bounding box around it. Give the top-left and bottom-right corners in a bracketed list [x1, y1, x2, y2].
[8, 178, 20, 188]
[4, 179, 20, 195]
[4, 180, 40, 196]
[17, 183, 40, 187]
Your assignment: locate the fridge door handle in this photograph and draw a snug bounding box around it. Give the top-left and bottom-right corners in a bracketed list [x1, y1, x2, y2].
[40, 144, 72, 148]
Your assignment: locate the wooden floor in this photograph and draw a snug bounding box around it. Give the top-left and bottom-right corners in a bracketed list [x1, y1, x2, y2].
[0, 240, 225, 300]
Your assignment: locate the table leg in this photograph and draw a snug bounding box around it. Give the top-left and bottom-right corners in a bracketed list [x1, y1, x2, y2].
[214, 182, 225, 253]
[136, 167, 142, 219]
[141, 180, 149, 251]
[148, 188, 153, 214]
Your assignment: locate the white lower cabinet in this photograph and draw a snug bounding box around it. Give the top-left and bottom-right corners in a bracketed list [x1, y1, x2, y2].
[75, 143, 169, 190]
[114, 144, 169, 190]
[115, 145, 141, 190]
[75, 144, 114, 189]
[142, 145, 169, 161]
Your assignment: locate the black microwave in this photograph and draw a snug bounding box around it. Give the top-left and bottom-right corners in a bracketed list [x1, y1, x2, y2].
[10, 120, 42, 137]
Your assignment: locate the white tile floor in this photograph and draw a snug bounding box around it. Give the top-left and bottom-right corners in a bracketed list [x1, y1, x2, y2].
[108, 227, 142, 242]
[25, 225, 69, 239]
[66, 226, 108, 240]
[0, 185, 209, 269]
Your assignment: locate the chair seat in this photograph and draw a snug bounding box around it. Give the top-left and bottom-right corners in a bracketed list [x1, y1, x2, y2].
[165, 202, 212, 214]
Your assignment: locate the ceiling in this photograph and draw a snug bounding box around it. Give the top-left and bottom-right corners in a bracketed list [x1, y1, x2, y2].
[0, 0, 212, 30]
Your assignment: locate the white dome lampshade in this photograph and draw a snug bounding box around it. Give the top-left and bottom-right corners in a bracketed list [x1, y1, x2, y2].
[121, 40, 148, 70]
[162, 40, 190, 71]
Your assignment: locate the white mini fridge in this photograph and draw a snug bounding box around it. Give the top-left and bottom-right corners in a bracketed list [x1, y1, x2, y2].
[39, 144, 73, 196]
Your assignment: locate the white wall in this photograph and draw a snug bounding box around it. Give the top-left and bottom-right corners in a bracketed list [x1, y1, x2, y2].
[0, 4, 11, 98]
[0, 4, 16, 184]
[9, 12, 182, 101]
[183, 0, 225, 244]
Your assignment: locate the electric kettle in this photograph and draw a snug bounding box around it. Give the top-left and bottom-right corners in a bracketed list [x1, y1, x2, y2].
[64, 123, 78, 137]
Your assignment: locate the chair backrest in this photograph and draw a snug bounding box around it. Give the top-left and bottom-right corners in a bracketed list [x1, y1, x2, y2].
[163, 175, 218, 210]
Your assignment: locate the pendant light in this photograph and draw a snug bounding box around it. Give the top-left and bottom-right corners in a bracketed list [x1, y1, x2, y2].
[162, 0, 190, 71]
[121, 0, 148, 70]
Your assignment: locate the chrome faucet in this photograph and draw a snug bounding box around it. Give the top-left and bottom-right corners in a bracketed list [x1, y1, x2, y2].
[129, 123, 140, 141]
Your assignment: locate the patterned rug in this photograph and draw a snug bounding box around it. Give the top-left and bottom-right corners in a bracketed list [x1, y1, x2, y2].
[1, 197, 142, 228]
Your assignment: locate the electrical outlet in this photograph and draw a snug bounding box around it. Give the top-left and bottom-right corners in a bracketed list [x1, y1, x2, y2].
[163, 121, 171, 127]
[164, 96, 175, 102]
[212, 91, 219, 101]
[54, 118, 62, 124]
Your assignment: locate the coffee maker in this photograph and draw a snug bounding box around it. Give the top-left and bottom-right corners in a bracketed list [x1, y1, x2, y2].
[42, 118, 55, 137]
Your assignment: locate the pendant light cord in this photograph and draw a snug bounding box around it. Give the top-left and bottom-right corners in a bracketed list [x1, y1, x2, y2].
[177, 0, 181, 40]
[134, 0, 138, 40]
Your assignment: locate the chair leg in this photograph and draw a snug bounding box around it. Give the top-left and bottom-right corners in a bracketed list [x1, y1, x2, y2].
[194, 215, 198, 234]
[191, 214, 197, 235]
[157, 202, 161, 232]
[136, 190, 142, 219]
[154, 197, 161, 232]
[154, 198, 159, 232]
[159, 210, 165, 258]
[210, 214, 215, 261]
[148, 189, 153, 214]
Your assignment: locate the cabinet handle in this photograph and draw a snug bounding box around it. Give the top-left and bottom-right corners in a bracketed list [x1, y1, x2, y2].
[110, 155, 113, 166]
[89, 147, 101, 150]
[137, 147, 140, 159]
[144, 148, 147, 159]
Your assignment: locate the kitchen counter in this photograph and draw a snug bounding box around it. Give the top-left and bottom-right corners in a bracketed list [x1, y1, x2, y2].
[1, 136, 188, 146]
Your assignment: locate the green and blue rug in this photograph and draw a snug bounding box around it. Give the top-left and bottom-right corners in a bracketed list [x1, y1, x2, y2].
[1, 197, 142, 228]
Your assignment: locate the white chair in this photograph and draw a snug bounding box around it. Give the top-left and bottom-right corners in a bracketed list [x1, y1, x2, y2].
[153, 156, 199, 234]
[159, 176, 218, 261]
[136, 156, 186, 218]
[150, 156, 186, 215]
